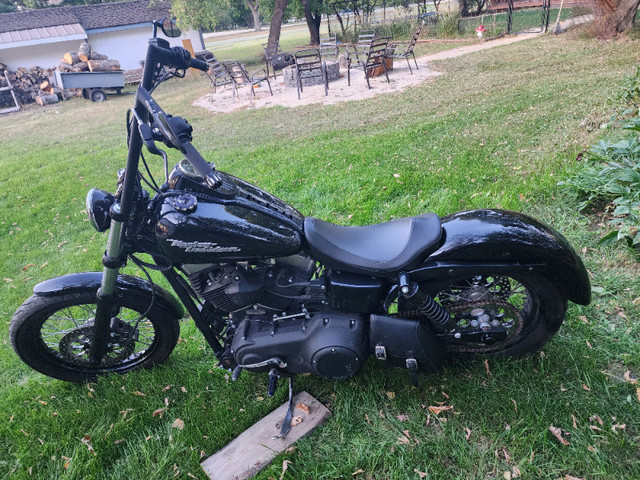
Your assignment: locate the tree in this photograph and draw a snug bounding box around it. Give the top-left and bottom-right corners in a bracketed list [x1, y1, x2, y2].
[171, 0, 218, 30]
[244, 0, 262, 30]
[594, 0, 640, 36]
[266, 0, 290, 49]
[300, 0, 324, 45]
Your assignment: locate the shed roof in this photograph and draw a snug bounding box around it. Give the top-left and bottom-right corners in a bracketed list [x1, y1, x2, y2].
[0, 1, 171, 35]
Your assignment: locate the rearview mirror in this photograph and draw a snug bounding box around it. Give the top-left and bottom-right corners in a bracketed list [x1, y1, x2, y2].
[160, 17, 181, 38]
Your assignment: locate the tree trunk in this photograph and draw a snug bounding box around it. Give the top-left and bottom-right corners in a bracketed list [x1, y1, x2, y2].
[87, 59, 121, 72]
[63, 52, 79, 65]
[78, 42, 92, 63]
[594, 0, 640, 36]
[245, 0, 262, 31]
[459, 0, 469, 17]
[333, 5, 347, 35]
[609, 0, 640, 32]
[301, 0, 323, 45]
[35, 94, 58, 106]
[267, 0, 290, 50]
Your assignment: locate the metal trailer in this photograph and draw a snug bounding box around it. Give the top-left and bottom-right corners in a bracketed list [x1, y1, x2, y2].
[53, 70, 126, 102]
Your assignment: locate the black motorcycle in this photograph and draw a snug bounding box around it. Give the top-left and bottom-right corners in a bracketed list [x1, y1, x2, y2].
[10, 20, 590, 432]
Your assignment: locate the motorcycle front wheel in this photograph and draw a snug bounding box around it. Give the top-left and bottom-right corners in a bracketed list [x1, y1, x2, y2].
[10, 289, 180, 383]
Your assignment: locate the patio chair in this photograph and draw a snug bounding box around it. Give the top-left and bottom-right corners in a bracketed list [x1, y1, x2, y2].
[319, 33, 339, 59]
[294, 48, 328, 100]
[385, 26, 421, 74]
[195, 50, 234, 96]
[222, 61, 273, 99]
[347, 37, 391, 89]
[346, 30, 375, 62]
[262, 43, 294, 78]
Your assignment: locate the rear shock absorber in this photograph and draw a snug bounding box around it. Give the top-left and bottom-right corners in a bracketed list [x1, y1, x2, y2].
[398, 273, 451, 330]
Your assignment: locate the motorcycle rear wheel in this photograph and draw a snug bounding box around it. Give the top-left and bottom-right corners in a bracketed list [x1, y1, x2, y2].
[405, 274, 568, 357]
[10, 290, 180, 383]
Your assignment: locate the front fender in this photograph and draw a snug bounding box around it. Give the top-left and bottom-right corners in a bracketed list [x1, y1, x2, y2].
[412, 210, 590, 305]
[33, 272, 185, 318]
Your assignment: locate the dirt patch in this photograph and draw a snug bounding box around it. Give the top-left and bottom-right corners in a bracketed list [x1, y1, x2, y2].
[193, 60, 442, 113]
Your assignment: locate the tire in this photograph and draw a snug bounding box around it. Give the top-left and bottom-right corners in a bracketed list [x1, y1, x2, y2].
[10, 289, 180, 383]
[403, 274, 568, 357]
[90, 89, 106, 102]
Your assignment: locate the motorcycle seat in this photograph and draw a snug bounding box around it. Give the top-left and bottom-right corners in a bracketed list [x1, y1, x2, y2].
[304, 213, 443, 275]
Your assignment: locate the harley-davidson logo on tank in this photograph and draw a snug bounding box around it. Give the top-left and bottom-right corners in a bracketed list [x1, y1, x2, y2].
[167, 239, 241, 253]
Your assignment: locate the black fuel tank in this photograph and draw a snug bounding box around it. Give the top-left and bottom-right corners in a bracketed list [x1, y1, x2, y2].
[153, 161, 304, 263]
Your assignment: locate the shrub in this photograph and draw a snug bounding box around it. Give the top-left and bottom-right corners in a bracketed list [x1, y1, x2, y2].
[559, 116, 640, 247]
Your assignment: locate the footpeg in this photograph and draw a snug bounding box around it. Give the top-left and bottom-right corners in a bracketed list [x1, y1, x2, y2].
[406, 358, 419, 387]
[231, 365, 243, 381]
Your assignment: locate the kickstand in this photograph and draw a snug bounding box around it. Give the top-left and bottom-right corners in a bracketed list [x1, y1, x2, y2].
[272, 376, 294, 440]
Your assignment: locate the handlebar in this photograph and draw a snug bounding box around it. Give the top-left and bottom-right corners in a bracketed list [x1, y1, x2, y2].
[155, 44, 210, 72]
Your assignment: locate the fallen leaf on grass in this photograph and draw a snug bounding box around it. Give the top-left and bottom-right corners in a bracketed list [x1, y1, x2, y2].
[582, 384, 591, 391]
[485, 359, 491, 375]
[295, 402, 310, 415]
[503, 472, 512, 480]
[578, 315, 589, 324]
[465, 427, 472, 440]
[291, 416, 303, 427]
[588, 425, 602, 431]
[564, 476, 585, 480]
[351, 468, 364, 475]
[510, 398, 518, 413]
[636, 387, 640, 403]
[414, 469, 427, 478]
[572, 414, 578, 429]
[396, 414, 409, 421]
[81, 435, 96, 456]
[386, 391, 396, 400]
[611, 423, 626, 433]
[152, 407, 167, 418]
[428, 405, 454, 415]
[588, 445, 598, 453]
[586, 340, 593, 349]
[549, 425, 570, 445]
[171, 418, 184, 430]
[22, 264, 35, 271]
[623, 371, 638, 385]
[397, 434, 411, 445]
[133, 391, 146, 396]
[512, 466, 521, 478]
[279, 460, 292, 480]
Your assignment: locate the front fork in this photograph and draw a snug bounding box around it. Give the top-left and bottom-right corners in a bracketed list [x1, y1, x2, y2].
[89, 217, 124, 363]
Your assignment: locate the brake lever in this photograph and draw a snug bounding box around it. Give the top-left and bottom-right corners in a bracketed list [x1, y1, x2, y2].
[139, 122, 170, 182]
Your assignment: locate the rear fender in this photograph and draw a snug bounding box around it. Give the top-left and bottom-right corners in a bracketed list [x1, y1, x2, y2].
[409, 210, 591, 305]
[33, 272, 185, 318]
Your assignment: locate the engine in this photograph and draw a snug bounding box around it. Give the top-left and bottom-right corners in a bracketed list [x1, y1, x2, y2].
[230, 310, 368, 380]
[186, 254, 315, 315]
[185, 254, 370, 380]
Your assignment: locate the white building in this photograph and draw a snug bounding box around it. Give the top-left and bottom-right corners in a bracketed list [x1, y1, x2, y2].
[0, 1, 204, 71]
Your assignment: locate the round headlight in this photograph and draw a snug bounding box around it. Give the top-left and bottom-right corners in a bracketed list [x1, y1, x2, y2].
[86, 188, 115, 232]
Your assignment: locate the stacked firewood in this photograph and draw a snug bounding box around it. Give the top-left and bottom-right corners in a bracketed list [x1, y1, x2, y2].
[58, 41, 121, 73]
[0, 62, 59, 108]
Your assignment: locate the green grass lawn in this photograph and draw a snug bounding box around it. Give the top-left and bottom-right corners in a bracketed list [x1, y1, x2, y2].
[1, 31, 639, 479]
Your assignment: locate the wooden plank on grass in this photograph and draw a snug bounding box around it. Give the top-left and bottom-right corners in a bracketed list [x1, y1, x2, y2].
[201, 391, 330, 480]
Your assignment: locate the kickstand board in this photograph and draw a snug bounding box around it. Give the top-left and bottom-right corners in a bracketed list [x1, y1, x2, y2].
[201, 391, 330, 480]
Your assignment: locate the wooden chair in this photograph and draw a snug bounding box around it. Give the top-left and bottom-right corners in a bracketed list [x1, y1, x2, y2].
[347, 37, 391, 89]
[386, 26, 421, 74]
[222, 61, 273, 100]
[319, 33, 339, 59]
[293, 49, 328, 100]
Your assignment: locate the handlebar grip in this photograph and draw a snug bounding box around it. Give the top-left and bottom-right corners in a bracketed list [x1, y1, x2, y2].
[189, 57, 210, 72]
